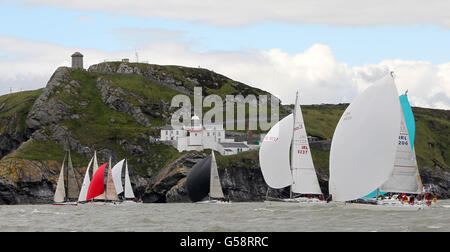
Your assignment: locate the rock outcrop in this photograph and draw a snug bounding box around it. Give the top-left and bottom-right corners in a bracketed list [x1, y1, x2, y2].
[26, 67, 72, 131]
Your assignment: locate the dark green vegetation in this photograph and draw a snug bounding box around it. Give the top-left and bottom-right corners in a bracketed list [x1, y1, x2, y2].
[413, 107, 449, 170]
[0, 89, 42, 136]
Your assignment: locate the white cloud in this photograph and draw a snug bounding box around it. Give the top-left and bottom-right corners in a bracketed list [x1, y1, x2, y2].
[8, 0, 450, 28]
[0, 36, 448, 110]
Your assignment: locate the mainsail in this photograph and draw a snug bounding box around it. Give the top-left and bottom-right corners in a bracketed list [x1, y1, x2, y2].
[77, 156, 93, 202]
[209, 151, 225, 199]
[105, 157, 119, 201]
[124, 160, 135, 199]
[329, 74, 401, 202]
[66, 151, 80, 200]
[379, 94, 423, 194]
[290, 92, 322, 194]
[53, 155, 67, 203]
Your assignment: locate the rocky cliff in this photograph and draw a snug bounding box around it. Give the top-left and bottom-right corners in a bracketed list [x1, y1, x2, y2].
[0, 62, 448, 204]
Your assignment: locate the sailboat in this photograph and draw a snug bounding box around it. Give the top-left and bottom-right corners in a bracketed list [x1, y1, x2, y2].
[329, 72, 425, 210]
[87, 156, 120, 205]
[111, 159, 138, 204]
[367, 93, 431, 207]
[53, 151, 79, 206]
[186, 151, 230, 204]
[81, 155, 138, 205]
[259, 91, 324, 204]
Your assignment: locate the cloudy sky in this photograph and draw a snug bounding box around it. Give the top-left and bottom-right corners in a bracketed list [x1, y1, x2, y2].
[0, 0, 449, 109]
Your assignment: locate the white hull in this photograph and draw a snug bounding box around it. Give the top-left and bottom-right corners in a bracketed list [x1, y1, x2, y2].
[78, 201, 122, 206]
[264, 197, 326, 206]
[343, 203, 423, 211]
[120, 200, 142, 205]
[342, 199, 437, 211]
[196, 200, 231, 205]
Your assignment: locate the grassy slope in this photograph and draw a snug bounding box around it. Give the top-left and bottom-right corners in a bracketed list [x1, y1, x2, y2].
[0, 89, 42, 135]
[0, 65, 448, 178]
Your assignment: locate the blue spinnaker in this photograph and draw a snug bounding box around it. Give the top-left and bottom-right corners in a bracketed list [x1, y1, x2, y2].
[399, 94, 415, 150]
[362, 189, 388, 199]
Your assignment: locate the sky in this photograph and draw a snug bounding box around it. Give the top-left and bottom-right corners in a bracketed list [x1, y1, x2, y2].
[0, 0, 449, 109]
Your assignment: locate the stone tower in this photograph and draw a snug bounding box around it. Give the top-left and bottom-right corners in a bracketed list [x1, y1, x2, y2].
[71, 52, 84, 69]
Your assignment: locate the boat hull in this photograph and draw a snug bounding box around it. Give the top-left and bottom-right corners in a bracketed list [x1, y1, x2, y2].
[196, 200, 231, 205]
[343, 203, 423, 211]
[264, 197, 326, 206]
[53, 202, 78, 206]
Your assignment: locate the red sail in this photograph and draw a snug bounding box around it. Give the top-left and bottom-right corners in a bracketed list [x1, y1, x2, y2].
[86, 163, 106, 201]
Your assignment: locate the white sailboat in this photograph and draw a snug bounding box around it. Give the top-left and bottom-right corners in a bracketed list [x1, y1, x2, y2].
[329, 73, 425, 210]
[111, 159, 139, 204]
[373, 93, 432, 208]
[53, 151, 79, 206]
[259, 91, 323, 204]
[78, 153, 139, 205]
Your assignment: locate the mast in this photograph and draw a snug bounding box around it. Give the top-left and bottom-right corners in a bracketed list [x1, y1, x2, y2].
[65, 150, 68, 201]
[289, 91, 299, 199]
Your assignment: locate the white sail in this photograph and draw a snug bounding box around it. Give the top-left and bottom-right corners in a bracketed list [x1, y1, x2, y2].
[259, 114, 294, 189]
[380, 105, 423, 193]
[77, 156, 93, 202]
[111, 159, 125, 195]
[209, 151, 225, 199]
[291, 92, 322, 194]
[329, 74, 401, 202]
[66, 151, 79, 200]
[54, 155, 67, 203]
[124, 160, 135, 199]
[92, 151, 99, 174]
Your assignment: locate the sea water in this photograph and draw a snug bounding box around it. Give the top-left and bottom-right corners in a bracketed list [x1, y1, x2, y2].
[0, 200, 448, 232]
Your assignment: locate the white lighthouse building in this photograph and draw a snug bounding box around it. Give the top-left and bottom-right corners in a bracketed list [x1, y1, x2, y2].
[160, 115, 250, 155]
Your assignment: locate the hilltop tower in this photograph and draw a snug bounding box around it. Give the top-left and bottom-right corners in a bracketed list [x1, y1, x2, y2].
[71, 52, 84, 69]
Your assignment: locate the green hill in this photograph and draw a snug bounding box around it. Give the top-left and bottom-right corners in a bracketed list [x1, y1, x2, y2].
[0, 61, 448, 203]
